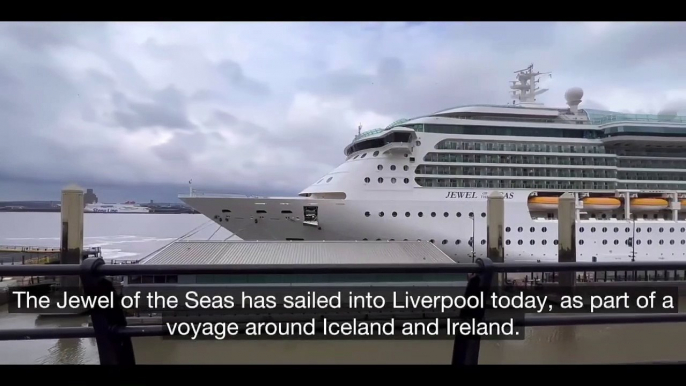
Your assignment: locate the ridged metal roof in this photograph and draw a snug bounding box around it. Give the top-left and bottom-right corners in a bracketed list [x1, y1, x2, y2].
[140, 241, 455, 265]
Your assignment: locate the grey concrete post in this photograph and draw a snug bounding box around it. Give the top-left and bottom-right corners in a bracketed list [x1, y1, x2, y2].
[558, 193, 576, 288]
[61, 184, 84, 289]
[487, 191, 505, 287]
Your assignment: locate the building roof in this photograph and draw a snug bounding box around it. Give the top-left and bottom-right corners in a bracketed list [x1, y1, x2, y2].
[139, 240, 456, 266]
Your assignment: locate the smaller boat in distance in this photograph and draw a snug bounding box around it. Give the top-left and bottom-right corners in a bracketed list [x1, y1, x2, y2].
[84, 202, 150, 214]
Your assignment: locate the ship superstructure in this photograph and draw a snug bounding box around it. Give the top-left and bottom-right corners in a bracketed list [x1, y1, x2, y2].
[181, 65, 686, 263]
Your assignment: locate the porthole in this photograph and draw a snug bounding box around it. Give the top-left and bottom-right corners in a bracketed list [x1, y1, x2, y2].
[530, 227, 535, 232]
[353, 155, 359, 159]
[682, 240, 685, 245]
[430, 239, 434, 243]
[591, 227, 596, 233]
[602, 227, 607, 233]
[659, 240, 664, 245]
[681, 228, 685, 232]
[670, 240, 675, 245]
[455, 240, 461, 245]
[637, 240, 642, 245]
[403, 165, 409, 171]
[469, 212, 474, 218]
[377, 165, 383, 171]
[602, 240, 607, 245]
[379, 212, 384, 217]
[517, 240, 523, 245]
[391, 178, 397, 183]
[442, 240, 447, 245]
[529, 240, 535, 245]
[390, 165, 396, 171]
[373, 151, 379, 157]
[542, 227, 547, 232]
[405, 212, 410, 217]
[481, 212, 486, 218]
[457, 212, 462, 217]
[365, 211, 370, 217]
[554, 240, 558, 245]
[378, 177, 383, 183]
[542, 240, 547, 245]
[404, 178, 409, 183]
[364, 177, 370, 183]
[506, 227, 511, 232]
[416, 141, 421, 146]
[614, 240, 619, 245]
[659, 227, 664, 233]
[670, 227, 675, 233]
[517, 227, 523, 232]
[579, 227, 585, 233]
[480, 240, 486, 245]
[647, 227, 652, 233]
[506, 240, 511, 245]
[326, 177, 333, 182]
[361, 153, 367, 158]
[443, 212, 449, 217]
[431, 212, 436, 217]
[363, 238, 368, 241]
[418, 212, 423, 217]
[637, 227, 642, 233]
[392, 212, 397, 217]
[579, 240, 584, 245]
[625, 227, 630, 233]
[647, 240, 653, 245]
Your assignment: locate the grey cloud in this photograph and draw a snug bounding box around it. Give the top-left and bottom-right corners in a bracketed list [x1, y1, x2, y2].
[110, 86, 195, 130]
[216, 60, 270, 96]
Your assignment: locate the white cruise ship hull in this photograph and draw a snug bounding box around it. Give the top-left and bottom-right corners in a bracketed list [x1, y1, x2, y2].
[181, 191, 686, 264]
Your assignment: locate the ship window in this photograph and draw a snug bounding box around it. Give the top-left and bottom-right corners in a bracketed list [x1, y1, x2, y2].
[682, 228, 686, 232]
[363, 238, 368, 241]
[361, 153, 367, 158]
[457, 212, 462, 217]
[469, 212, 474, 218]
[602, 240, 607, 245]
[614, 240, 619, 245]
[481, 239, 486, 245]
[542, 240, 547, 245]
[418, 212, 424, 217]
[444, 212, 449, 217]
[602, 227, 607, 233]
[659, 240, 664, 245]
[517, 227, 523, 232]
[373, 151, 379, 157]
[481, 212, 486, 218]
[379, 212, 384, 217]
[591, 227, 596, 233]
[647, 227, 652, 233]
[670, 227, 675, 233]
[326, 177, 333, 182]
[431, 212, 436, 217]
[377, 165, 383, 170]
[364, 177, 370, 183]
[579, 227, 585, 232]
[391, 165, 396, 171]
[542, 227, 547, 232]
[409, 157, 415, 162]
[659, 227, 664, 233]
[613, 227, 618, 233]
[517, 240, 523, 245]
[391, 178, 397, 183]
[637, 227, 642, 233]
[529, 227, 535, 232]
[430, 239, 434, 243]
[404, 178, 409, 184]
[378, 177, 383, 183]
[579, 240, 584, 245]
[455, 240, 461, 245]
[529, 240, 535, 245]
[554, 240, 558, 245]
[354, 155, 359, 159]
[647, 240, 653, 245]
[670, 240, 675, 245]
[403, 165, 409, 171]
[506, 240, 511, 245]
[416, 141, 421, 146]
[365, 211, 370, 217]
[392, 212, 397, 217]
[637, 240, 642, 245]
[405, 212, 411, 217]
[506, 227, 511, 232]
[625, 228, 630, 232]
[682, 240, 685, 245]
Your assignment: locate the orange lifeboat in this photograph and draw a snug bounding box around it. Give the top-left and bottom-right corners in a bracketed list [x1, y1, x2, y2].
[631, 198, 668, 211]
[582, 197, 621, 211]
[527, 196, 559, 211]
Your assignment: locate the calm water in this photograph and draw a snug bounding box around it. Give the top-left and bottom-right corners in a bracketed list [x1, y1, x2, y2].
[1, 212, 686, 364]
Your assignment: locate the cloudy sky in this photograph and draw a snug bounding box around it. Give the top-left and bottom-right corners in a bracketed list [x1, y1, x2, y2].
[1, 22, 685, 202]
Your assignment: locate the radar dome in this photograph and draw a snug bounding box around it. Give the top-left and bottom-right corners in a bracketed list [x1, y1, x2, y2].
[565, 87, 584, 104]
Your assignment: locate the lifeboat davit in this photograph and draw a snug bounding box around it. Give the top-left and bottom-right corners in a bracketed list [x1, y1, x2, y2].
[527, 196, 559, 211]
[582, 197, 621, 211]
[631, 198, 669, 211]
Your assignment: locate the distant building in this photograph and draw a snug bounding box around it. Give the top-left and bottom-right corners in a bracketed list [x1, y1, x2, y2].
[84, 189, 98, 204]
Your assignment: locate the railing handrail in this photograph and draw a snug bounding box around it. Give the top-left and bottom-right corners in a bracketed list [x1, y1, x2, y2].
[2, 256, 686, 365]
[3, 260, 686, 276]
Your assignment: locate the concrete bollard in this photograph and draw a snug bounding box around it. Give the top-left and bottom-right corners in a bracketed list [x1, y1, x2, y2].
[487, 191, 505, 288]
[61, 184, 85, 290]
[557, 193, 576, 288]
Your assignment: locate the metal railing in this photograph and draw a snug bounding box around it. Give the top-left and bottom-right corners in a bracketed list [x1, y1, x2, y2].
[2, 257, 686, 365]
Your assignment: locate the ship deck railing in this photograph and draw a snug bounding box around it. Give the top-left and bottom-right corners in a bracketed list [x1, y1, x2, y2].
[2, 257, 686, 365]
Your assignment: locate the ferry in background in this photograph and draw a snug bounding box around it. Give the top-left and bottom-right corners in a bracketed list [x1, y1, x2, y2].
[180, 64, 686, 264]
[85, 202, 150, 214]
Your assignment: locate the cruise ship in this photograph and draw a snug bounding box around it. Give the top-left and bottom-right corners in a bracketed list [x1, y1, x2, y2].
[85, 202, 150, 214]
[180, 65, 686, 263]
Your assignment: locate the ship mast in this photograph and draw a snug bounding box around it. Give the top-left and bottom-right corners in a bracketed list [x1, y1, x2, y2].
[510, 64, 551, 105]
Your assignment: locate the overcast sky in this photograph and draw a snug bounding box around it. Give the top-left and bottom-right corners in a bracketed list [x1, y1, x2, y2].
[1, 22, 685, 202]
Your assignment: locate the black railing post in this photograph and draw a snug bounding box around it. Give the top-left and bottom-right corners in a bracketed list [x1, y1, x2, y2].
[451, 257, 494, 365]
[80, 257, 136, 365]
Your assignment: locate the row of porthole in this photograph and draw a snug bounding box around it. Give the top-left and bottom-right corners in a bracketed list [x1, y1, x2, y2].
[580, 239, 686, 246]
[580, 226, 686, 233]
[364, 177, 411, 184]
[364, 211, 488, 218]
[377, 165, 410, 171]
[360, 238, 481, 245]
[356, 238, 686, 246]
[353, 151, 412, 160]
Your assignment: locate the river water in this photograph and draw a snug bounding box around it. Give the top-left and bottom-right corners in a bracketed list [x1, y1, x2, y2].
[1, 212, 686, 364]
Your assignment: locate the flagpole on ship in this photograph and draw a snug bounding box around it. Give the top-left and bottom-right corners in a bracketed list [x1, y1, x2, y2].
[189, 179, 193, 197]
